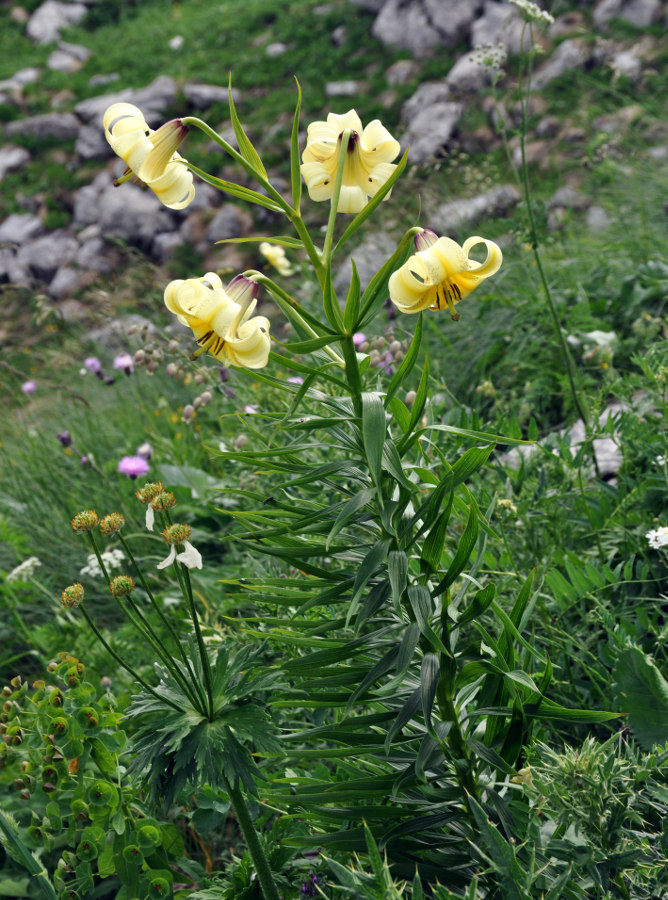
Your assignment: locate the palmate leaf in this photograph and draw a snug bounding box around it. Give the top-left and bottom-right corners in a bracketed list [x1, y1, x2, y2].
[614, 646, 668, 749]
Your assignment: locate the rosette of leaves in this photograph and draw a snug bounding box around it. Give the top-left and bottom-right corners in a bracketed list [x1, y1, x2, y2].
[126, 642, 281, 805]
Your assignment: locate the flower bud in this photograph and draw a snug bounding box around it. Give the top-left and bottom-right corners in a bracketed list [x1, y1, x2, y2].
[162, 523, 192, 545]
[109, 575, 135, 598]
[61, 583, 84, 609]
[99, 512, 125, 536]
[70, 510, 99, 534]
[151, 491, 176, 512]
[135, 482, 165, 504]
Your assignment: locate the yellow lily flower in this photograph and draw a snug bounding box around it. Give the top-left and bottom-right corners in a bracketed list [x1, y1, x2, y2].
[164, 272, 271, 369]
[103, 102, 195, 210]
[300, 109, 400, 214]
[388, 229, 502, 319]
[259, 242, 294, 276]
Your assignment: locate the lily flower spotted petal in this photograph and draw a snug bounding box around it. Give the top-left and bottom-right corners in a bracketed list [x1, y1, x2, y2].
[164, 273, 271, 369]
[300, 109, 400, 214]
[388, 230, 502, 318]
[103, 103, 195, 210]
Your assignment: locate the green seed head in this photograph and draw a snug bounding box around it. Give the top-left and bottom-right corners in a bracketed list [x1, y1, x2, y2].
[99, 512, 125, 536]
[109, 575, 135, 598]
[61, 583, 84, 608]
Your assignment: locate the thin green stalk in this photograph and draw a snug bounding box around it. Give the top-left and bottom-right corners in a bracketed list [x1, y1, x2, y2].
[223, 777, 281, 900]
[89, 533, 203, 708]
[117, 532, 205, 706]
[79, 606, 182, 713]
[180, 564, 214, 721]
[287, 212, 326, 286]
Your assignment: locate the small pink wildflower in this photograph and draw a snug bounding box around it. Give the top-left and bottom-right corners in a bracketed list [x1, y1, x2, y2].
[21, 380, 36, 394]
[117, 455, 150, 479]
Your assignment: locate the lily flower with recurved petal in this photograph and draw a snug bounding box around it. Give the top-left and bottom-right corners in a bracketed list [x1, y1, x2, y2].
[388, 228, 502, 320]
[103, 103, 195, 209]
[300, 110, 400, 214]
[164, 272, 271, 369]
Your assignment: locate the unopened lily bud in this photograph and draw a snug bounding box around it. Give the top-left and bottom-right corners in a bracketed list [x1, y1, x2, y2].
[70, 510, 99, 534]
[99, 512, 125, 536]
[61, 583, 84, 608]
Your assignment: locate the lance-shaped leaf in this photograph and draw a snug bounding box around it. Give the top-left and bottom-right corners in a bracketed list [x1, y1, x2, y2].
[432, 503, 479, 595]
[388, 549, 407, 614]
[456, 583, 496, 627]
[407, 585, 449, 655]
[290, 77, 302, 210]
[362, 392, 386, 488]
[343, 259, 361, 333]
[421, 653, 440, 736]
[228, 77, 267, 179]
[185, 161, 282, 211]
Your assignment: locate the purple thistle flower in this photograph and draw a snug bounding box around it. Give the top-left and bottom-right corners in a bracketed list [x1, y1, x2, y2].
[352, 332, 367, 347]
[117, 455, 150, 479]
[21, 380, 37, 394]
[57, 430, 72, 447]
[84, 357, 102, 374]
[113, 352, 134, 374]
[288, 376, 304, 385]
[80, 455, 90, 467]
[136, 441, 153, 460]
[219, 367, 230, 382]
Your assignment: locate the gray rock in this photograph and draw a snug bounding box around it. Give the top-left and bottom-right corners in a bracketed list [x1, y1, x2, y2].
[586, 206, 612, 229]
[567, 405, 624, 477]
[73, 172, 109, 226]
[48, 266, 81, 298]
[331, 25, 347, 46]
[385, 59, 420, 86]
[446, 51, 502, 93]
[325, 80, 363, 97]
[206, 205, 245, 243]
[0, 213, 44, 245]
[648, 145, 668, 159]
[5, 111, 80, 140]
[97, 182, 174, 246]
[0, 67, 41, 91]
[152, 232, 185, 262]
[76, 236, 110, 271]
[430, 185, 521, 235]
[75, 123, 110, 160]
[47, 41, 91, 72]
[0, 248, 30, 285]
[593, 0, 662, 28]
[401, 80, 451, 121]
[182, 82, 237, 109]
[471, 0, 532, 54]
[548, 186, 589, 210]
[266, 42, 288, 57]
[333, 231, 396, 297]
[402, 101, 463, 164]
[593, 103, 643, 133]
[373, 0, 483, 56]
[74, 75, 177, 124]
[17, 231, 78, 280]
[88, 72, 119, 87]
[532, 38, 591, 90]
[27, 1, 88, 44]
[0, 146, 31, 180]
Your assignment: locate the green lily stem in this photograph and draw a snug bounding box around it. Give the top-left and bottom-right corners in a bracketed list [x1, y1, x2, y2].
[246, 271, 345, 366]
[117, 531, 207, 709]
[180, 563, 215, 721]
[223, 777, 281, 900]
[79, 606, 182, 713]
[436, 683, 478, 800]
[340, 335, 364, 419]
